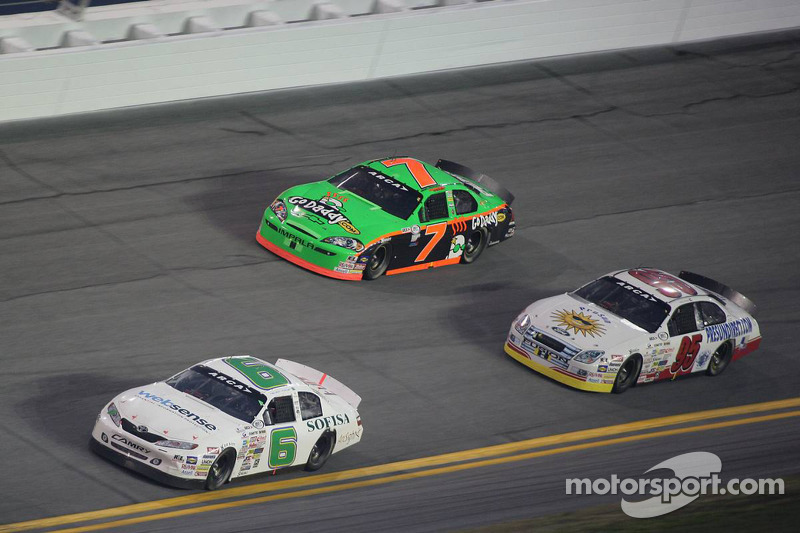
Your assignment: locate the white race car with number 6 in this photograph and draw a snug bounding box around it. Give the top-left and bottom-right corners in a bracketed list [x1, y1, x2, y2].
[505, 268, 761, 393]
[91, 356, 363, 489]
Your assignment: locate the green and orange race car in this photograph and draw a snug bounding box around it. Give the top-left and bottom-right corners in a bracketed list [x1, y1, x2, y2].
[256, 157, 515, 280]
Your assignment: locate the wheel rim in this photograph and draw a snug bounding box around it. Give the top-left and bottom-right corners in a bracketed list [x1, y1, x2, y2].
[309, 443, 321, 463]
[617, 359, 635, 387]
[210, 455, 229, 482]
[464, 231, 483, 257]
[310, 437, 328, 464]
[369, 247, 386, 271]
[465, 232, 482, 256]
[710, 345, 729, 372]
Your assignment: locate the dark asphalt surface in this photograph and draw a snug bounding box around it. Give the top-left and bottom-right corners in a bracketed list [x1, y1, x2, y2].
[1, 28, 799, 530]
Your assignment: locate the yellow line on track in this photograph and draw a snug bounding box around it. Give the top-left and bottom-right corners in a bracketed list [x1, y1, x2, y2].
[50, 410, 800, 533]
[1, 396, 799, 533]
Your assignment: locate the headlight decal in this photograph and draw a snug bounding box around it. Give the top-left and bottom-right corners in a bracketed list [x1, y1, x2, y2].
[270, 199, 287, 222]
[573, 350, 605, 364]
[322, 236, 365, 252]
[154, 439, 199, 450]
[514, 313, 531, 334]
[107, 402, 122, 427]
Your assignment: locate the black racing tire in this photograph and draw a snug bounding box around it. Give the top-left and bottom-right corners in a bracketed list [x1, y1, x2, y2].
[305, 432, 334, 472]
[363, 244, 391, 280]
[706, 342, 733, 376]
[461, 228, 488, 264]
[613, 355, 641, 394]
[205, 449, 235, 491]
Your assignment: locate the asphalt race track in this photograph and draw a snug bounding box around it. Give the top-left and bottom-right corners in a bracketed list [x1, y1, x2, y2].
[1, 29, 799, 532]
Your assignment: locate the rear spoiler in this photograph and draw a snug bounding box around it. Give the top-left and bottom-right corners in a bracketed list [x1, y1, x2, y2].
[678, 271, 757, 316]
[274, 359, 361, 409]
[435, 159, 515, 206]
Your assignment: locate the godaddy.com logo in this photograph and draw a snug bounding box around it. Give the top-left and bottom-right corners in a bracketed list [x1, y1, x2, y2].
[566, 452, 784, 518]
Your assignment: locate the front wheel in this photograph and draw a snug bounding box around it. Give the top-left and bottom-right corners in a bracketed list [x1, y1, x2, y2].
[305, 432, 334, 472]
[363, 244, 391, 280]
[613, 356, 641, 393]
[205, 450, 234, 490]
[706, 343, 732, 376]
[461, 228, 488, 264]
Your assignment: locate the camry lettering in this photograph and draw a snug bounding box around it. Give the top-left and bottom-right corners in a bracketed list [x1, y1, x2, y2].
[137, 391, 217, 431]
[306, 413, 350, 432]
[112, 434, 149, 454]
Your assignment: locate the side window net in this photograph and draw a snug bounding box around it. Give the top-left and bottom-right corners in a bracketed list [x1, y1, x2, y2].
[668, 304, 699, 336]
[266, 396, 296, 425]
[421, 193, 448, 222]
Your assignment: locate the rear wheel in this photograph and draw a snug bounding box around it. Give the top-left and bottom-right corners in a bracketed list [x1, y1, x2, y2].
[305, 432, 334, 472]
[461, 228, 487, 264]
[363, 245, 390, 280]
[706, 342, 732, 376]
[613, 355, 641, 393]
[205, 450, 234, 490]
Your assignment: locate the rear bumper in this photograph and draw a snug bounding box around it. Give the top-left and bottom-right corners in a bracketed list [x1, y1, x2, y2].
[504, 341, 612, 393]
[90, 437, 204, 490]
[733, 336, 762, 361]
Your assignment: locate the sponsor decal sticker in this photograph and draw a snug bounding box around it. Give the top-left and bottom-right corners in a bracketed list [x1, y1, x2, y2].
[306, 413, 351, 432]
[705, 317, 753, 343]
[471, 212, 498, 230]
[287, 196, 360, 235]
[447, 235, 465, 259]
[551, 309, 608, 338]
[137, 390, 217, 431]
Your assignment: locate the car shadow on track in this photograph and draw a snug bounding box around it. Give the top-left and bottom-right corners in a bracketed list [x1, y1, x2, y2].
[23, 372, 144, 451]
[183, 160, 352, 249]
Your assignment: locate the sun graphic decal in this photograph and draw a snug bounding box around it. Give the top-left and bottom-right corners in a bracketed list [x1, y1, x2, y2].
[551, 309, 607, 338]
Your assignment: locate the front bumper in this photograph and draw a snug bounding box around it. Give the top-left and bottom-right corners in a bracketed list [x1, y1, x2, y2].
[256, 214, 365, 281]
[504, 335, 613, 393]
[90, 438, 203, 490]
[90, 416, 205, 489]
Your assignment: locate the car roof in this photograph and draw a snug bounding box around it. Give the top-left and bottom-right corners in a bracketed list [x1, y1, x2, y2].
[363, 157, 461, 192]
[199, 356, 304, 393]
[609, 268, 711, 303]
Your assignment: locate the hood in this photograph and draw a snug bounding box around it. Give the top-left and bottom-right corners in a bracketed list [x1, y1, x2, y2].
[524, 294, 644, 352]
[280, 181, 410, 244]
[115, 382, 240, 443]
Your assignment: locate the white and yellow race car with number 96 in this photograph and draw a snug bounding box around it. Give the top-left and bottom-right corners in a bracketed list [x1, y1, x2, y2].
[505, 268, 761, 393]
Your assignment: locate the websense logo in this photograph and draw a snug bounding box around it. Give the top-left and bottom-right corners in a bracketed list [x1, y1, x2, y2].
[138, 391, 217, 431]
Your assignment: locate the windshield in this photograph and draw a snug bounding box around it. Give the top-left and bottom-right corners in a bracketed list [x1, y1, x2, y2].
[166, 365, 267, 423]
[573, 276, 671, 333]
[329, 166, 422, 220]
